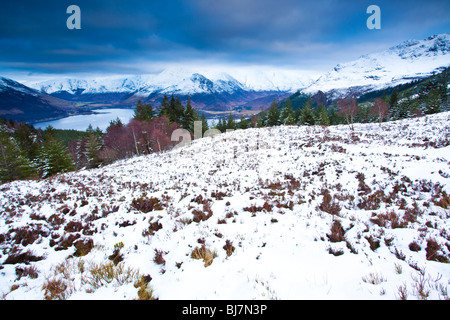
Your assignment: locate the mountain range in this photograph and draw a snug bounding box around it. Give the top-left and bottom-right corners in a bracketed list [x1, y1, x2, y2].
[303, 33, 450, 100]
[1, 33, 449, 123]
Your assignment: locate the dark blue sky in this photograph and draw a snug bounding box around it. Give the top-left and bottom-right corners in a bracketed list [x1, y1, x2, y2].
[1, 0, 449, 77]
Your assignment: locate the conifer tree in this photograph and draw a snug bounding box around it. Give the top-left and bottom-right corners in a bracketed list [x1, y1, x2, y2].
[266, 99, 280, 127]
[200, 113, 209, 135]
[425, 88, 441, 114]
[0, 130, 37, 182]
[318, 104, 330, 126]
[226, 113, 237, 130]
[388, 89, 399, 119]
[37, 132, 75, 178]
[300, 99, 315, 126]
[280, 100, 294, 125]
[256, 110, 267, 128]
[239, 116, 249, 129]
[133, 99, 155, 122]
[159, 94, 170, 117]
[85, 124, 103, 168]
[182, 97, 195, 131]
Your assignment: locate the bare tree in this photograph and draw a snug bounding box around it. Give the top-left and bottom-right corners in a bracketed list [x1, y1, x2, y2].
[338, 98, 359, 130]
[370, 98, 389, 126]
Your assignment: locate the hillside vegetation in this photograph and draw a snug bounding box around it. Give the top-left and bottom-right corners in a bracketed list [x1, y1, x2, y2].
[1, 112, 450, 299]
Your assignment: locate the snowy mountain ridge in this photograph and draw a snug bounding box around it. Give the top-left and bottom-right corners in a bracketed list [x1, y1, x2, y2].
[303, 33, 450, 99]
[28, 67, 317, 96]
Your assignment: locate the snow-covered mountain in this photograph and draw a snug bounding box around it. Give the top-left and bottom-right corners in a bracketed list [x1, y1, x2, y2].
[29, 67, 316, 96]
[0, 77, 85, 122]
[303, 33, 450, 99]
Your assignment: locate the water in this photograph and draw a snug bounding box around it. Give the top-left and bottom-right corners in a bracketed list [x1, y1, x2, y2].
[33, 108, 135, 132]
[33, 108, 221, 132]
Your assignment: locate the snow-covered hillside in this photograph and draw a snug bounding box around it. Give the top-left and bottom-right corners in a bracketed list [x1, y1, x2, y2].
[1, 113, 450, 300]
[303, 33, 450, 99]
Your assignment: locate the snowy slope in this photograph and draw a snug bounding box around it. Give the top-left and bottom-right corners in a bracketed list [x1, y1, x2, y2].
[1, 113, 450, 300]
[303, 33, 450, 99]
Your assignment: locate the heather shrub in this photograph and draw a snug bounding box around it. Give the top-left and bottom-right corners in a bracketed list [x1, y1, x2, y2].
[131, 196, 163, 213]
[191, 245, 217, 267]
[318, 189, 341, 215]
[327, 220, 345, 242]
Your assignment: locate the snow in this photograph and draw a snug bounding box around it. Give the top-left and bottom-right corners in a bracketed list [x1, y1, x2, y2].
[1, 112, 450, 300]
[303, 33, 450, 98]
[25, 66, 318, 96]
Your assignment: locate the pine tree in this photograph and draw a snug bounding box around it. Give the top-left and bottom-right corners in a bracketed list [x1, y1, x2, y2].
[300, 99, 315, 126]
[239, 116, 249, 129]
[256, 110, 267, 128]
[388, 89, 399, 119]
[280, 100, 294, 125]
[216, 116, 227, 132]
[37, 135, 75, 178]
[85, 125, 103, 168]
[159, 94, 170, 117]
[425, 88, 441, 114]
[266, 99, 280, 127]
[0, 130, 37, 182]
[318, 105, 330, 126]
[200, 113, 209, 135]
[182, 97, 195, 131]
[133, 99, 155, 122]
[226, 113, 237, 130]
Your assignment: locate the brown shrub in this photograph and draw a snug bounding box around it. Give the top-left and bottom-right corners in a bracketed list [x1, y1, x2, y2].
[4, 249, 44, 265]
[356, 172, 371, 195]
[318, 189, 341, 215]
[357, 190, 385, 210]
[191, 245, 216, 267]
[370, 211, 407, 229]
[131, 196, 163, 213]
[64, 221, 83, 233]
[42, 278, 69, 300]
[223, 240, 235, 257]
[153, 249, 167, 265]
[327, 220, 345, 243]
[425, 239, 449, 263]
[409, 241, 421, 252]
[73, 238, 94, 257]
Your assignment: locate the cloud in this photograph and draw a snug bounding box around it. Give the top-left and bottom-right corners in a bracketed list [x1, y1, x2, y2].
[0, 0, 449, 75]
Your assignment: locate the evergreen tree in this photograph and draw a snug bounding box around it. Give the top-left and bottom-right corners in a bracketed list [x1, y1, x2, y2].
[226, 113, 237, 130]
[0, 130, 37, 182]
[280, 99, 294, 125]
[216, 116, 227, 132]
[159, 94, 170, 117]
[133, 99, 155, 122]
[200, 113, 209, 135]
[109, 117, 124, 128]
[388, 88, 399, 119]
[256, 110, 267, 128]
[425, 88, 441, 114]
[174, 97, 185, 124]
[85, 125, 103, 168]
[14, 122, 40, 161]
[300, 99, 315, 125]
[182, 97, 195, 131]
[239, 116, 249, 129]
[266, 99, 280, 127]
[37, 135, 75, 178]
[318, 105, 330, 126]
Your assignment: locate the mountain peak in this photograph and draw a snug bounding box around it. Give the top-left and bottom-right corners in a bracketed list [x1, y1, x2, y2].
[303, 33, 450, 99]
